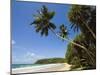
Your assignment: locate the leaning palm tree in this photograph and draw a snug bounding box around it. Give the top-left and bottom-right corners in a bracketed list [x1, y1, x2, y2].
[31, 5, 94, 64]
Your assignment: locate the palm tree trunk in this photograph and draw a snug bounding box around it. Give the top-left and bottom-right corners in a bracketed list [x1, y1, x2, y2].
[79, 16, 96, 39]
[50, 28, 95, 65]
[84, 22, 96, 39]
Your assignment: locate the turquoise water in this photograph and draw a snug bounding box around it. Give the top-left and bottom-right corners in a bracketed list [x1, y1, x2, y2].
[12, 64, 42, 69]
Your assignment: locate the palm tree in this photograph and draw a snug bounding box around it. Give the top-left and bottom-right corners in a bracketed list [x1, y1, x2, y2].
[31, 5, 56, 36]
[31, 5, 94, 64]
[66, 34, 96, 69]
[68, 5, 96, 66]
[59, 24, 69, 39]
[68, 5, 96, 39]
[73, 34, 95, 66]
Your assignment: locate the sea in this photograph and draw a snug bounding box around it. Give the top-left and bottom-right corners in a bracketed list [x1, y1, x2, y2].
[12, 64, 41, 69]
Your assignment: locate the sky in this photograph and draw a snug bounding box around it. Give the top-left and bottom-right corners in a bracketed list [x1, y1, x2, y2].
[12, 0, 79, 64]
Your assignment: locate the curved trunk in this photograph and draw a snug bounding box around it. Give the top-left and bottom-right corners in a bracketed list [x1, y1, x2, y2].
[81, 20, 96, 39]
[79, 16, 96, 39]
[50, 28, 95, 65]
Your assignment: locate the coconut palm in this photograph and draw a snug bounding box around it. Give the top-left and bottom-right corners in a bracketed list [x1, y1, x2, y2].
[68, 5, 96, 39]
[66, 34, 96, 69]
[31, 5, 94, 64]
[73, 34, 95, 66]
[59, 24, 69, 39]
[31, 5, 56, 36]
[68, 5, 96, 66]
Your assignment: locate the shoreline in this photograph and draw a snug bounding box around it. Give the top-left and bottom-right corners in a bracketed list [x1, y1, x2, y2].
[12, 63, 71, 74]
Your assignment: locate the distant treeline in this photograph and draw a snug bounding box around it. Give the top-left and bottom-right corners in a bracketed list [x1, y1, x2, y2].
[35, 58, 66, 64]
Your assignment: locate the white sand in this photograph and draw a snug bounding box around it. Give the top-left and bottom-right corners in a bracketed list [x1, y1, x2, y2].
[12, 63, 71, 74]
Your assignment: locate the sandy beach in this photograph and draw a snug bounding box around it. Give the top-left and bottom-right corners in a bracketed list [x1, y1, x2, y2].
[12, 63, 71, 74]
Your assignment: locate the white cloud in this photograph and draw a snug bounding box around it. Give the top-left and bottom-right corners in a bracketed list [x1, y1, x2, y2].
[12, 51, 46, 64]
[12, 45, 46, 64]
[26, 52, 35, 57]
[12, 40, 16, 45]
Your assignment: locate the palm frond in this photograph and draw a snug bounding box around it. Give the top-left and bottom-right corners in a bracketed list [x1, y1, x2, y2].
[48, 12, 55, 19]
[49, 22, 56, 29]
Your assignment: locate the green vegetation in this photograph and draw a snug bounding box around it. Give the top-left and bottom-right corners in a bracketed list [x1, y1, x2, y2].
[30, 5, 96, 70]
[35, 58, 66, 64]
[30, 5, 56, 36]
[31, 5, 91, 56]
[66, 5, 96, 70]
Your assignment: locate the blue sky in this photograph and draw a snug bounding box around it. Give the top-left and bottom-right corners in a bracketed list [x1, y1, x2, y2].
[12, 0, 79, 64]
